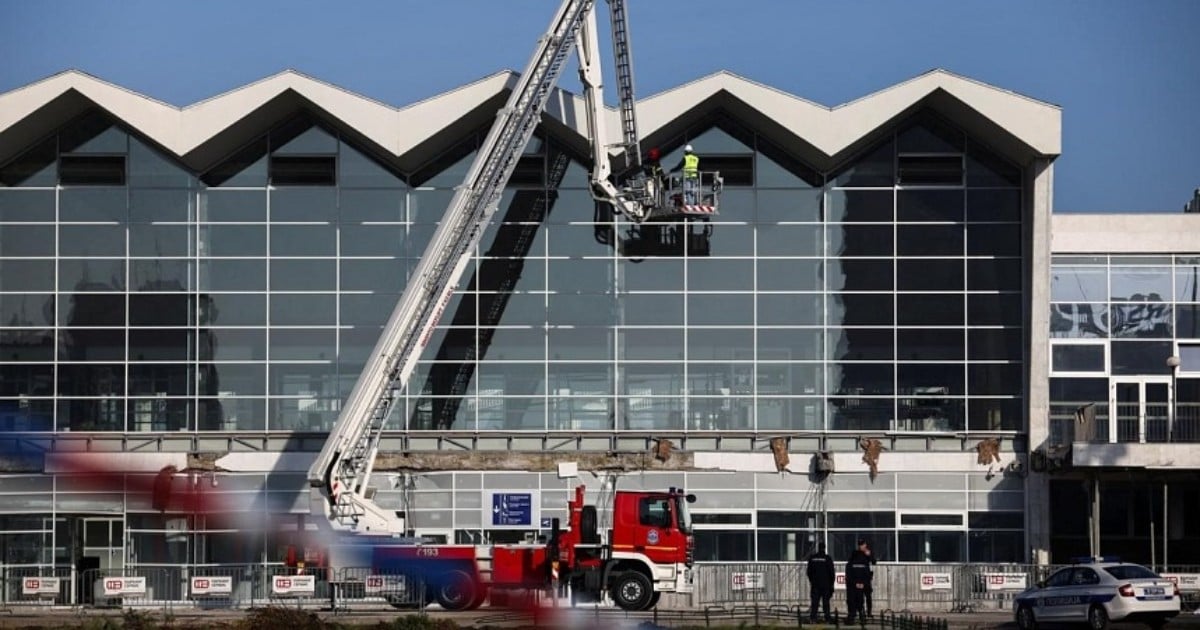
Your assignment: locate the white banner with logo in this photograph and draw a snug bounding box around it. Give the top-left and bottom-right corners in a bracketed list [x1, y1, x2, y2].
[834, 572, 846, 591]
[983, 573, 1028, 591]
[22, 577, 60, 597]
[272, 575, 316, 596]
[364, 575, 407, 594]
[731, 572, 765, 591]
[191, 576, 234, 597]
[919, 573, 953, 591]
[102, 577, 147, 597]
[1162, 574, 1200, 592]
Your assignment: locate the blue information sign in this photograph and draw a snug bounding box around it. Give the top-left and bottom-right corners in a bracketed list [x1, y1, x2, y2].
[491, 493, 533, 527]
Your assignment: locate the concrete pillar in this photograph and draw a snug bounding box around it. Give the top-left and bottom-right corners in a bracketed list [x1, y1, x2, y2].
[1025, 157, 1054, 564]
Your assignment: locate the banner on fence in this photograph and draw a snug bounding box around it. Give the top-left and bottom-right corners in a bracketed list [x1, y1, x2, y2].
[1162, 574, 1200, 592]
[835, 572, 846, 591]
[364, 575, 406, 594]
[102, 576, 147, 597]
[22, 577, 60, 597]
[983, 573, 1028, 591]
[919, 573, 952, 591]
[191, 576, 234, 597]
[273, 575, 316, 596]
[731, 572, 765, 591]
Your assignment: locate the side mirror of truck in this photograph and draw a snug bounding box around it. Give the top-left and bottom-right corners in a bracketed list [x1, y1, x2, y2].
[686, 494, 697, 504]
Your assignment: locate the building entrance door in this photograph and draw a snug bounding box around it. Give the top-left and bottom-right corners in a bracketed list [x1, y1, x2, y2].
[1110, 378, 1171, 443]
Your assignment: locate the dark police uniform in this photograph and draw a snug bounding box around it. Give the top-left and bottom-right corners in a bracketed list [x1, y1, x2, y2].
[805, 546, 835, 622]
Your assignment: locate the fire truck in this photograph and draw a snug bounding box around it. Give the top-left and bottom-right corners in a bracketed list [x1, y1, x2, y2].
[290, 0, 721, 612]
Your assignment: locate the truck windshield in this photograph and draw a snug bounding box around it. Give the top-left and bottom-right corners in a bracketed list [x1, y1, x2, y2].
[674, 495, 693, 534]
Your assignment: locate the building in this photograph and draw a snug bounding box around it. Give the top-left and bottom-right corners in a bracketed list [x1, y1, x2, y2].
[0, 66, 1192, 588]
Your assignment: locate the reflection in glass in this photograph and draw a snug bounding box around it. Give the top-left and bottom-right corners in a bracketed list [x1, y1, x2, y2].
[828, 329, 893, 361]
[827, 225, 893, 257]
[828, 293, 891, 326]
[828, 398, 892, 431]
[968, 328, 1023, 360]
[57, 398, 123, 431]
[1051, 266, 1107, 302]
[897, 190, 963, 222]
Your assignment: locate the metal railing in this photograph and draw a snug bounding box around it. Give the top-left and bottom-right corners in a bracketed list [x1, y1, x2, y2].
[1050, 402, 1200, 445]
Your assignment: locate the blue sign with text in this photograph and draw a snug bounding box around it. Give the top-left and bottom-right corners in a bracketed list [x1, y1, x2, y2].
[492, 493, 533, 527]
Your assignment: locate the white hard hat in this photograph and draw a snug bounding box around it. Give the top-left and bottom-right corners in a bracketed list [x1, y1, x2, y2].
[684, 144, 694, 153]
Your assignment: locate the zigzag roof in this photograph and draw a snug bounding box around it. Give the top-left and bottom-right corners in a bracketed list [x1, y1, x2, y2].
[0, 67, 1059, 173]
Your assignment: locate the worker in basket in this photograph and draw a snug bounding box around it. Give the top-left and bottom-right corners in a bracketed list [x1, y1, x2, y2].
[672, 144, 700, 205]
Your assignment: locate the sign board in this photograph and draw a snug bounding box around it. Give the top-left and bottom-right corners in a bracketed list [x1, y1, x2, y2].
[1162, 574, 1200, 592]
[191, 576, 234, 597]
[983, 573, 1028, 591]
[484, 491, 539, 529]
[731, 572, 765, 591]
[364, 575, 407, 594]
[102, 576, 147, 597]
[272, 575, 316, 597]
[919, 573, 953, 591]
[22, 577, 60, 597]
[834, 572, 846, 591]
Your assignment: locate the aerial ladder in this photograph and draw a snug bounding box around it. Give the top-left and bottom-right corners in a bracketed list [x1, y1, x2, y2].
[308, 0, 720, 536]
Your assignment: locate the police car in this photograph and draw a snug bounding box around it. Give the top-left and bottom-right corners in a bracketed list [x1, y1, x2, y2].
[1014, 558, 1180, 630]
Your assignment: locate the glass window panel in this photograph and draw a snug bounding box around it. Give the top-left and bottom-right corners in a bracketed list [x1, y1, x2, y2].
[827, 189, 892, 223]
[755, 189, 821, 222]
[339, 259, 405, 293]
[548, 362, 613, 395]
[687, 294, 752, 326]
[1110, 303, 1172, 338]
[829, 363, 894, 395]
[1110, 267, 1171, 303]
[129, 364, 193, 396]
[898, 259, 963, 291]
[1178, 305, 1200, 339]
[968, 398, 1022, 431]
[700, 223, 754, 257]
[687, 258, 753, 291]
[898, 363, 964, 395]
[899, 531, 965, 562]
[828, 328, 893, 361]
[899, 397, 964, 431]
[269, 396, 340, 431]
[269, 294, 335, 326]
[130, 259, 191, 292]
[1051, 266, 1107, 302]
[269, 363, 337, 397]
[129, 328, 191, 361]
[61, 114, 126, 153]
[619, 293, 683, 326]
[830, 531, 895, 562]
[757, 397, 823, 430]
[0, 138, 57, 187]
[897, 328, 962, 361]
[1050, 303, 1108, 338]
[0, 225, 55, 257]
[129, 294, 192, 326]
[59, 224, 124, 257]
[1178, 346, 1200, 371]
[1176, 264, 1200, 302]
[969, 294, 1022, 327]
[831, 139, 894, 187]
[200, 294, 266, 324]
[619, 258, 682, 291]
[0, 329, 54, 361]
[339, 144, 404, 189]
[969, 530, 1024, 563]
[58, 328, 125, 361]
[968, 363, 1022, 395]
[58, 259, 125, 293]
[828, 293, 891, 326]
[129, 223, 191, 257]
[966, 223, 1021, 256]
[273, 125, 337, 155]
[339, 293, 397, 327]
[759, 293, 823, 326]
[966, 146, 1022, 187]
[897, 294, 962, 326]
[202, 189, 266, 222]
[1051, 344, 1104, 372]
[1111, 340, 1173, 375]
[199, 259, 265, 291]
[897, 190, 963, 222]
[200, 225, 265, 257]
[758, 328, 822, 361]
[968, 328, 1023, 361]
[756, 224, 822, 257]
[269, 224, 336, 257]
[1049, 377, 1108, 404]
[967, 259, 1021, 291]
[826, 224, 893, 257]
[898, 155, 963, 186]
[897, 224, 963, 256]
[826, 259, 893, 291]
[764, 364, 822, 396]
[268, 328, 335, 361]
[483, 327, 546, 361]
[59, 188, 127, 223]
[546, 258, 611, 293]
[128, 139, 191, 189]
[57, 363, 124, 396]
[898, 118, 964, 153]
[0, 261, 54, 292]
[828, 397, 892, 431]
[757, 259, 821, 291]
[618, 328, 683, 360]
[0, 293, 54, 327]
[687, 327, 753, 360]
[57, 398, 123, 431]
[202, 138, 268, 188]
[0, 190, 55, 221]
[269, 156, 336, 187]
[57, 292, 124, 325]
[967, 189, 1021, 221]
[548, 327, 612, 361]
[339, 223, 405, 258]
[129, 188, 190, 223]
[547, 293, 607, 326]
[199, 329, 266, 361]
[267, 187, 333, 220]
[269, 259, 335, 292]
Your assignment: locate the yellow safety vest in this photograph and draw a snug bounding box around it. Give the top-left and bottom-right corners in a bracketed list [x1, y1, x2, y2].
[683, 154, 699, 176]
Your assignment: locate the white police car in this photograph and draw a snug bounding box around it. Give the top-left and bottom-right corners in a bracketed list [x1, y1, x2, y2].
[1014, 558, 1180, 630]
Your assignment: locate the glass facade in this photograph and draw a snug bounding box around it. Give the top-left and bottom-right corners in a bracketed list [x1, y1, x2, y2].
[0, 107, 1030, 567]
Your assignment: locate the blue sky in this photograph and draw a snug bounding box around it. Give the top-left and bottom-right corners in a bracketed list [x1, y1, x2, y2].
[1, 0, 1197, 213]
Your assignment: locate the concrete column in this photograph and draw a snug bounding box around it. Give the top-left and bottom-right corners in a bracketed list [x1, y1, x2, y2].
[1025, 157, 1055, 564]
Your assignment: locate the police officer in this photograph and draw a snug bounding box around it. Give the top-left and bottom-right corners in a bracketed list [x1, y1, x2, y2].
[845, 538, 873, 625]
[863, 540, 878, 618]
[805, 541, 835, 623]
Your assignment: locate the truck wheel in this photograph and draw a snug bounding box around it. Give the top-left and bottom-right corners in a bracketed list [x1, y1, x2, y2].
[646, 591, 661, 610]
[434, 570, 477, 611]
[611, 572, 653, 611]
